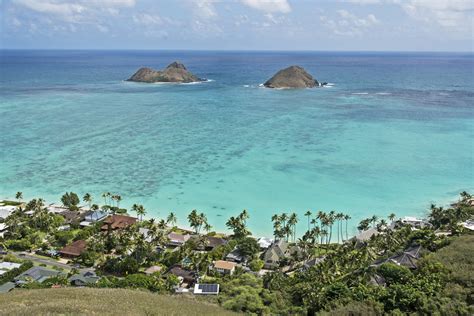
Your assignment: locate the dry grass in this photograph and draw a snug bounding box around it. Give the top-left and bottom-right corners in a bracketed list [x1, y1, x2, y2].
[0, 287, 238, 315]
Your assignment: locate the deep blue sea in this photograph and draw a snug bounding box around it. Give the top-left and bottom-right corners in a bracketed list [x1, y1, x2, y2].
[1, 50, 473, 236]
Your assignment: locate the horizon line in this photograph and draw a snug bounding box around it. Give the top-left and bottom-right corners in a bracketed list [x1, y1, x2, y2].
[1, 48, 473, 54]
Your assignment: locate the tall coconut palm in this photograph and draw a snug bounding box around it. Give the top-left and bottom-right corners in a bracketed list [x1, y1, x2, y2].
[304, 210, 312, 232]
[204, 222, 212, 233]
[132, 204, 146, 221]
[115, 195, 122, 208]
[344, 214, 351, 241]
[83, 193, 92, 209]
[288, 212, 298, 242]
[101, 192, 107, 206]
[388, 213, 396, 222]
[167, 212, 177, 226]
[371, 215, 378, 227]
[15, 192, 23, 203]
[188, 210, 200, 234]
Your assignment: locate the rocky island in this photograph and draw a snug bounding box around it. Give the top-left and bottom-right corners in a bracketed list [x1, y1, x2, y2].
[264, 65, 325, 89]
[127, 61, 204, 83]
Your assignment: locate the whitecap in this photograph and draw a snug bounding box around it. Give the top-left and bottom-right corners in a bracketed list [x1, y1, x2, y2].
[243, 85, 250, 88]
[352, 92, 369, 95]
[375, 92, 391, 95]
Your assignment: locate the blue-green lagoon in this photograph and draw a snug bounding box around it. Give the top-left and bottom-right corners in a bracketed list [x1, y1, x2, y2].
[1, 50, 473, 236]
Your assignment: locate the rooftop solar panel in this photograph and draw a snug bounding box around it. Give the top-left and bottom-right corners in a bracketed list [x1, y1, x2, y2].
[196, 284, 219, 294]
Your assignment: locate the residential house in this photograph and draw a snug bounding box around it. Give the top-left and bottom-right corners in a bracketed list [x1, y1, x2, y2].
[59, 240, 87, 259]
[301, 256, 326, 271]
[353, 227, 379, 244]
[48, 204, 69, 214]
[69, 270, 100, 286]
[101, 215, 137, 231]
[212, 260, 237, 275]
[59, 210, 86, 225]
[165, 265, 197, 287]
[461, 220, 474, 231]
[371, 245, 423, 270]
[401, 216, 425, 228]
[264, 240, 288, 269]
[144, 265, 163, 275]
[225, 247, 244, 263]
[15, 266, 66, 285]
[80, 210, 108, 227]
[0, 205, 16, 220]
[167, 232, 191, 247]
[205, 236, 227, 251]
[0, 282, 15, 294]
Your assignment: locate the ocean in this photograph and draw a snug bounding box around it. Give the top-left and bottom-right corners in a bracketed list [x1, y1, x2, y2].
[1, 50, 473, 237]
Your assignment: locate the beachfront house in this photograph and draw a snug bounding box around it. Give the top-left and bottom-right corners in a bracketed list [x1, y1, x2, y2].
[80, 210, 108, 227]
[59, 210, 86, 225]
[212, 260, 237, 275]
[401, 216, 425, 228]
[101, 214, 137, 231]
[353, 227, 379, 244]
[58, 240, 87, 259]
[167, 232, 191, 247]
[15, 266, 66, 285]
[264, 240, 288, 269]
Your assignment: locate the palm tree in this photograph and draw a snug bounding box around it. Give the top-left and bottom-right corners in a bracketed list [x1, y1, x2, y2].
[344, 214, 351, 241]
[388, 213, 396, 222]
[304, 210, 312, 232]
[336, 212, 344, 243]
[288, 212, 298, 242]
[371, 215, 378, 227]
[239, 209, 249, 226]
[188, 210, 200, 234]
[167, 212, 177, 226]
[204, 222, 212, 233]
[115, 195, 122, 208]
[15, 192, 23, 203]
[132, 204, 146, 221]
[83, 193, 92, 209]
[101, 192, 107, 206]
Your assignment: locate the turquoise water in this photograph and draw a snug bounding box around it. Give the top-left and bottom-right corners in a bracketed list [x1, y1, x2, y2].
[1, 50, 473, 237]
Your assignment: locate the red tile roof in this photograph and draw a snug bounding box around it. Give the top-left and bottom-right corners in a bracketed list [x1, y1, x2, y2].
[59, 240, 87, 257]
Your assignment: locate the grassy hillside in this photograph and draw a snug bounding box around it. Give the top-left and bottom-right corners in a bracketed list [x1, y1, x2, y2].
[0, 287, 238, 315]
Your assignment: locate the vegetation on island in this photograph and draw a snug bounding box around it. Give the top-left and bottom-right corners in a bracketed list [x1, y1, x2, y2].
[0, 191, 473, 315]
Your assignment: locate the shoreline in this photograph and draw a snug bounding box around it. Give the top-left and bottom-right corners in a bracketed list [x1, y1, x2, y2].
[1, 188, 468, 239]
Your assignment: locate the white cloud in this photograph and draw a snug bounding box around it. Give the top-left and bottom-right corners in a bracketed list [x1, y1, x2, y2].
[13, 0, 136, 22]
[133, 13, 163, 26]
[321, 10, 379, 36]
[241, 0, 291, 14]
[398, 0, 474, 29]
[190, 0, 218, 19]
[14, 0, 85, 19]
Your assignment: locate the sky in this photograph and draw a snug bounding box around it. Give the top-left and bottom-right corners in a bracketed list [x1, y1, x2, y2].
[0, 0, 473, 51]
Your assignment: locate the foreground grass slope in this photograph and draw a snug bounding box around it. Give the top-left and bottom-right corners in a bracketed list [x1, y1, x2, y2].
[0, 288, 238, 316]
